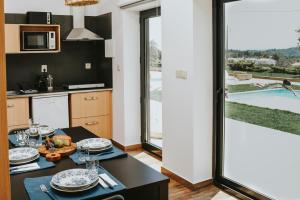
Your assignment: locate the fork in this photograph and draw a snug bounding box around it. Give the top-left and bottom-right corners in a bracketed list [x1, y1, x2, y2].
[40, 184, 56, 200]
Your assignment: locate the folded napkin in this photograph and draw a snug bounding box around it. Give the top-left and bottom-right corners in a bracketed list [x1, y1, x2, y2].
[9, 129, 66, 147]
[10, 156, 55, 175]
[24, 168, 126, 200]
[69, 145, 127, 165]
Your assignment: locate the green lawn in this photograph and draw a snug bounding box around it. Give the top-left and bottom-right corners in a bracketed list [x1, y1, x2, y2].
[228, 84, 300, 93]
[226, 101, 300, 136]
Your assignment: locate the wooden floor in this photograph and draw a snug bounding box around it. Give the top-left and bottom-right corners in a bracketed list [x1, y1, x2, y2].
[128, 150, 236, 200]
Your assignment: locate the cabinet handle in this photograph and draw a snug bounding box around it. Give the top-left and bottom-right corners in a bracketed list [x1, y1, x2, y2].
[84, 97, 98, 101]
[85, 121, 98, 125]
[7, 104, 14, 108]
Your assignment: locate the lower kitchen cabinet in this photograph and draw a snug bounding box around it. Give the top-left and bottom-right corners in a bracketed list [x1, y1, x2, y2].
[70, 91, 112, 139]
[7, 97, 29, 131]
[71, 116, 111, 139]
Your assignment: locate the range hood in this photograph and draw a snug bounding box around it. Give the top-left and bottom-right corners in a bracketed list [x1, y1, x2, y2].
[66, 7, 103, 41]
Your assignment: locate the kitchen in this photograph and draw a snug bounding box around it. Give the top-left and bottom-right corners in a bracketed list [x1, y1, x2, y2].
[4, 0, 169, 199]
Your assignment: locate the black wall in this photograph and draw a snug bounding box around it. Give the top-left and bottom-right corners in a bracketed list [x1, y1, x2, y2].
[5, 13, 112, 91]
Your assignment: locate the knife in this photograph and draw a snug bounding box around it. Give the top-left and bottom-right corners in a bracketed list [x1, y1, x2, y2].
[99, 173, 118, 189]
[98, 177, 108, 188]
[11, 165, 40, 173]
[10, 163, 38, 170]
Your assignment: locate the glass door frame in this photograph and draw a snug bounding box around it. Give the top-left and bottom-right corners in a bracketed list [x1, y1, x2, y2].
[140, 7, 162, 157]
[213, 0, 272, 199]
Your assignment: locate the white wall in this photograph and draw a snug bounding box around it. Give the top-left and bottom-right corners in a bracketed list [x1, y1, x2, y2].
[161, 0, 213, 184]
[93, 0, 141, 146]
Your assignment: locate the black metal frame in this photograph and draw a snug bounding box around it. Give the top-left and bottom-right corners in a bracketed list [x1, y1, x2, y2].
[213, 0, 273, 199]
[140, 8, 162, 157]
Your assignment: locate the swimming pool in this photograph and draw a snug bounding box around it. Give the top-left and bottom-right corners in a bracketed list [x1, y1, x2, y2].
[228, 89, 300, 114]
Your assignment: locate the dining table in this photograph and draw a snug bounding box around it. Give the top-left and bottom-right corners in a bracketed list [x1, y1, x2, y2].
[9, 126, 170, 200]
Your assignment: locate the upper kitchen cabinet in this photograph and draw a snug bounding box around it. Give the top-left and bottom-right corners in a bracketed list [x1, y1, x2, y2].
[5, 24, 61, 54]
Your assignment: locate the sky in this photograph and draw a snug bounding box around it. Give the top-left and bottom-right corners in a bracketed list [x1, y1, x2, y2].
[226, 0, 300, 50]
[149, 17, 162, 50]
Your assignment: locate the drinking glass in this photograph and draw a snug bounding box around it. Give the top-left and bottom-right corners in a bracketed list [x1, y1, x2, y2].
[17, 131, 25, 146]
[29, 138, 38, 148]
[78, 147, 89, 163]
[29, 123, 39, 136]
[86, 155, 98, 173]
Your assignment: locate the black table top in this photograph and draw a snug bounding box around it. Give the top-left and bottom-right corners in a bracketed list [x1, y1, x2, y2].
[10, 127, 169, 200]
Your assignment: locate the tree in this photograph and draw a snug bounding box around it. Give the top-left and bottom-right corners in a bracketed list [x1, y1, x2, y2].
[272, 54, 280, 62]
[149, 40, 162, 69]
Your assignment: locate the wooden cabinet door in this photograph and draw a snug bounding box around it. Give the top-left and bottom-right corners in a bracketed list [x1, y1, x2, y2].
[7, 98, 29, 127]
[72, 116, 111, 139]
[5, 24, 20, 54]
[71, 91, 111, 118]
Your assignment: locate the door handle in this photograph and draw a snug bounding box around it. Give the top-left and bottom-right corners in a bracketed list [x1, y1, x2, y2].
[85, 121, 98, 125]
[84, 97, 98, 101]
[7, 104, 14, 108]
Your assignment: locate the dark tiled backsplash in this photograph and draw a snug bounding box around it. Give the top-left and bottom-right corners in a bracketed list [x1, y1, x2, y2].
[5, 13, 112, 91]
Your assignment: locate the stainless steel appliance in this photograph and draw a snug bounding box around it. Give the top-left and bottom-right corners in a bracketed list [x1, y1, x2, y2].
[22, 31, 56, 51]
[64, 83, 105, 90]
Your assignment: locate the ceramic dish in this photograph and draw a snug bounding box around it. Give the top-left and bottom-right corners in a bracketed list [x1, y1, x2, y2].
[9, 147, 39, 163]
[10, 154, 40, 165]
[50, 178, 99, 193]
[39, 128, 55, 137]
[77, 138, 112, 150]
[87, 145, 113, 153]
[51, 169, 98, 190]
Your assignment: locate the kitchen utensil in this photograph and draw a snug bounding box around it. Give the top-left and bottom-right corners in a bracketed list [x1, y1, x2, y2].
[40, 184, 56, 200]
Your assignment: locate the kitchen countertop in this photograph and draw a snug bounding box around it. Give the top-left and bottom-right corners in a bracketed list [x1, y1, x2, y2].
[7, 88, 113, 99]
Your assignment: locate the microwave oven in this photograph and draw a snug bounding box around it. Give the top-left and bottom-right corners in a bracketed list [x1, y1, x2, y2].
[22, 31, 56, 51]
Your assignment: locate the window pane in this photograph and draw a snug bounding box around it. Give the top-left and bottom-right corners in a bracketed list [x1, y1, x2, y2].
[224, 0, 300, 198]
[148, 16, 162, 148]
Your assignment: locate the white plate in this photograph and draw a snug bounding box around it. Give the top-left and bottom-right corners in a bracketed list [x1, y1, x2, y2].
[10, 154, 40, 165]
[9, 147, 39, 163]
[77, 138, 112, 150]
[51, 169, 99, 189]
[50, 178, 99, 193]
[88, 145, 113, 153]
[39, 128, 55, 136]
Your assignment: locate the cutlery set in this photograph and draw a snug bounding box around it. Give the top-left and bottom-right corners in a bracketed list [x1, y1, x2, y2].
[10, 163, 40, 173]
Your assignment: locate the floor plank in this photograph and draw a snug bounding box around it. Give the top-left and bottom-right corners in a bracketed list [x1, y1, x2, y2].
[128, 150, 236, 200]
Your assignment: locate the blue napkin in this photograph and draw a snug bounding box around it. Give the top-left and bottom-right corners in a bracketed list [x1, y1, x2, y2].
[9, 129, 66, 147]
[10, 156, 55, 175]
[24, 168, 126, 200]
[69, 145, 127, 165]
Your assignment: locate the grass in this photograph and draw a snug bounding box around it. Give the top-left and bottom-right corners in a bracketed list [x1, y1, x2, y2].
[228, 84, 300, 93]
[226, 67, 300, 78]
[226, 101, 300, 136]
[150, 89, 161, 102]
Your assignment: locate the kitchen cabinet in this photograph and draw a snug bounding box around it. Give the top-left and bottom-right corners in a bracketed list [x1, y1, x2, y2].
[72, 116, 111, 139]
[70, 91, 112, 139]
[7, 98, 29, 131]
[5, 24, 20, 54]
[4, 24, 61, 54]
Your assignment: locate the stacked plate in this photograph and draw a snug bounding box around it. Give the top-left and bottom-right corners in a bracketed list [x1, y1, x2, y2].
[50, 169, 99, 193]
[39, 126, 55, 137]
[9, 147, 39, 165]
[77, 138, 113, 153]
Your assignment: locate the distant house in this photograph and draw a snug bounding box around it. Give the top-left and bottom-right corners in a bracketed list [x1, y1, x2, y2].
[228, 57, 277, 65]
[291, 62, 300, 67]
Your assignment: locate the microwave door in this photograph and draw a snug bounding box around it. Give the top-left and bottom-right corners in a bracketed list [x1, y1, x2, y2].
[22, 32, 49, 51]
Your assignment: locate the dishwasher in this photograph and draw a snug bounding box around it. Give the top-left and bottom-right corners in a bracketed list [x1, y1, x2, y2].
[32, 94, 69, 129]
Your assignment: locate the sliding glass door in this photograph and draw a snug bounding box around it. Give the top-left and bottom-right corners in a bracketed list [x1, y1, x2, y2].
[140, 8, 162, 156]
[215, 0, 300, 199]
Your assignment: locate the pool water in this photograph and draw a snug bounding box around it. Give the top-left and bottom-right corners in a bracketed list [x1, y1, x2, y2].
[228, 89, 300, 114]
